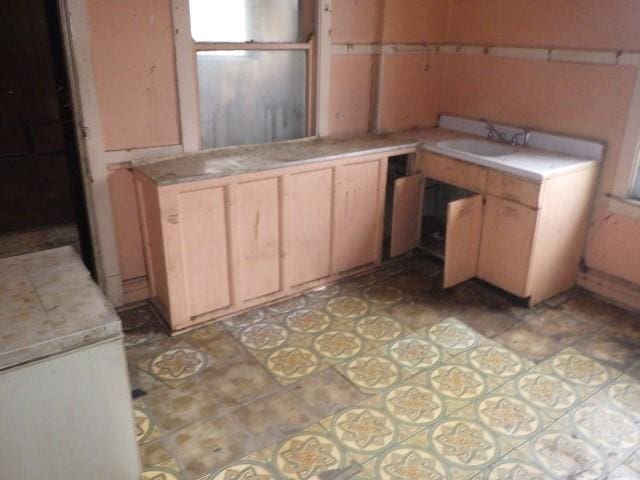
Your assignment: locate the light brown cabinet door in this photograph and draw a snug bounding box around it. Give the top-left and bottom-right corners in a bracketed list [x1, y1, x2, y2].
[176, 187, 232, 319]
[390, 172, 424, 258]
[478, 196, 537, 297]
[444, 195, 484, 288]
[236, 177, 282, 302]
[287, 167, 334, 287]
[334, 159, 385, 272]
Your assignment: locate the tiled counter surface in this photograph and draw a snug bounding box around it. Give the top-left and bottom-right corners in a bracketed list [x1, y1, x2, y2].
[0, 246, 122, 370]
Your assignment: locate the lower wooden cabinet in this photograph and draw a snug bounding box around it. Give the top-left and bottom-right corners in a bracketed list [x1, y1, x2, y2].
[415, 150, 599, 304]
[134, 153, 389, 332]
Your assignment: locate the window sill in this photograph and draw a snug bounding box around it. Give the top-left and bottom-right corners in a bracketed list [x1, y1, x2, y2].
[605, 195, 640, 219]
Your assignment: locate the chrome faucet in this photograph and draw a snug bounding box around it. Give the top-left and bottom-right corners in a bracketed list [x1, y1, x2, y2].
[511, 129, 531, 148]
[482, 119, 506, 143]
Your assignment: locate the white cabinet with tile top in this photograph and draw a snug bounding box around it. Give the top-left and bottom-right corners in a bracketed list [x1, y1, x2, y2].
[0, 247, 140, 479]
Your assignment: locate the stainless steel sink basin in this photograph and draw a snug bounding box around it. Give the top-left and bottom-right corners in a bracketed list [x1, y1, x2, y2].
[436, 139, 514, 158]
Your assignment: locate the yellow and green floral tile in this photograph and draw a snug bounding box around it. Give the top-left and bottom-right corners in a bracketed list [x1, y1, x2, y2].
[483, 428, 608, 479]
[603, 374, 640, 422]
[504, 346, 624, 420]
[133, 400, 161, 445]
[257, 345, 330, 386]
[608, 450, 640, 480]
[335, 350, 414, 394]
[415, 317, 482, 357]
[450, 391, 556, 465]
[320, 377, 449, 466]
[542, 379, 640, 472]
[260, 423, 359, 480]
[141, 458, 184, 480]
[196, 452, 278, 480]
[366, 418, 503, 480]
[137, 341, 211, 389]
[221, 308, 271, 332]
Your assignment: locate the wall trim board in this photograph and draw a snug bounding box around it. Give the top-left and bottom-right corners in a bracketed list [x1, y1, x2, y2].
[331, 43, 640, 67]
[578, 268, 640, 313]
[316, 0, 332, 136]
[171, 0, 200, 153]
[59, 0, 123, 306]
[613, 66, 640, 198]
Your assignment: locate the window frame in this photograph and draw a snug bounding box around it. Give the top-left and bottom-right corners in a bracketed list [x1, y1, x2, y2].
[172, 0, 321, 152]
[613, 70, 640, 203]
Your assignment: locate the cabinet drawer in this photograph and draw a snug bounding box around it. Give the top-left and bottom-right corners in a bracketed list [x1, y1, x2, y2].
[486, 171, 542, 208]
[417, 151, 487, 192]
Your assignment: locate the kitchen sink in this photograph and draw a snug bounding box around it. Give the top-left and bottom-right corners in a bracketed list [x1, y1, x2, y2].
[436, 138, 515, 157]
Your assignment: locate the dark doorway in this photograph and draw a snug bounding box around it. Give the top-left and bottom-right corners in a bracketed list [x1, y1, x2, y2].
[0, 0, 95, 274]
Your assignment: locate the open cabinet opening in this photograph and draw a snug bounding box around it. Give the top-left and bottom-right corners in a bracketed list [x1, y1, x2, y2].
[419, 180, 477, 260]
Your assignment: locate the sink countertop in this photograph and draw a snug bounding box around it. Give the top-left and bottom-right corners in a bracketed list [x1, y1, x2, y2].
[0, 247, 122, 371]
[133, 128, 599, 186]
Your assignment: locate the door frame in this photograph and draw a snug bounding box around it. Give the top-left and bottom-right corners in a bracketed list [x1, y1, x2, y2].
[55, 0, 124, 303]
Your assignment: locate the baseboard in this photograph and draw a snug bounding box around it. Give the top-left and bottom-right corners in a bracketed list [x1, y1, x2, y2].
[121, 276, 150, 305]
[577, 268, 640, 313]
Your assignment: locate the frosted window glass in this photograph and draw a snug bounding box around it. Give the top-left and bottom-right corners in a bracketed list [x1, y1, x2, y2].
[197, 50, 307, 149]
[189, 0, 300, 42]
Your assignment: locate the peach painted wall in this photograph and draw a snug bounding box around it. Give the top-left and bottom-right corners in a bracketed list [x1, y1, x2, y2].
[585, 208, 640, 287]
[379, 53, 444, 132]
[86, 0, 180, 151]
[332, 0, 383, 44]
[107, 169, 147, 283]
[382, 0, 449, 44]
[448, 0, 640, 50]
[329, 55, 375, 135]
[441, 55, 636, 195]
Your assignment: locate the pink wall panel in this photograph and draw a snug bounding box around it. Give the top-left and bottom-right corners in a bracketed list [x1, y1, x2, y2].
[448, 0, 640, 50]
[332, 0, 383, 44]
[382, 0, 449, 43]
[329, 55, 374, 135]
[107, 169, 147, 282]
[379, 54, 444, 132]
[441, 54, 636, 194]
[86, 0, 180, 151]
[585, 208, 640, 286]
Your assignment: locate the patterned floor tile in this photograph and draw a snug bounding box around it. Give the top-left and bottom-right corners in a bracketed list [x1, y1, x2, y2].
[141, 458, 184, 480]
[133, 401, 161, 444]
[197, 452, 278, 480]
[260, 424, 355, 480]
[137, 341, 211, 389]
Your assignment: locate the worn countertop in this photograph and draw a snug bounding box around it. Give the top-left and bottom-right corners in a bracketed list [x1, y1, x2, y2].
[0, 247, 122, 371]
[133, 127, 599, 185]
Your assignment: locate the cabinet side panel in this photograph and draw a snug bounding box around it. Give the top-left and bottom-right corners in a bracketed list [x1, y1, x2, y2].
[135, 175, 170, 311]
[289, 168, 333, 286]
[237, 177, 282, 301]
[527, 168, 599, 303]
[335, 159, 382, 272]
[478, 196, 537, 297]
[178, 187, 231, 317]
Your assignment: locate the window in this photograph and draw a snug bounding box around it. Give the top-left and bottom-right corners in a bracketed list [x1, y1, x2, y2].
[187, 0, 315, 149]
